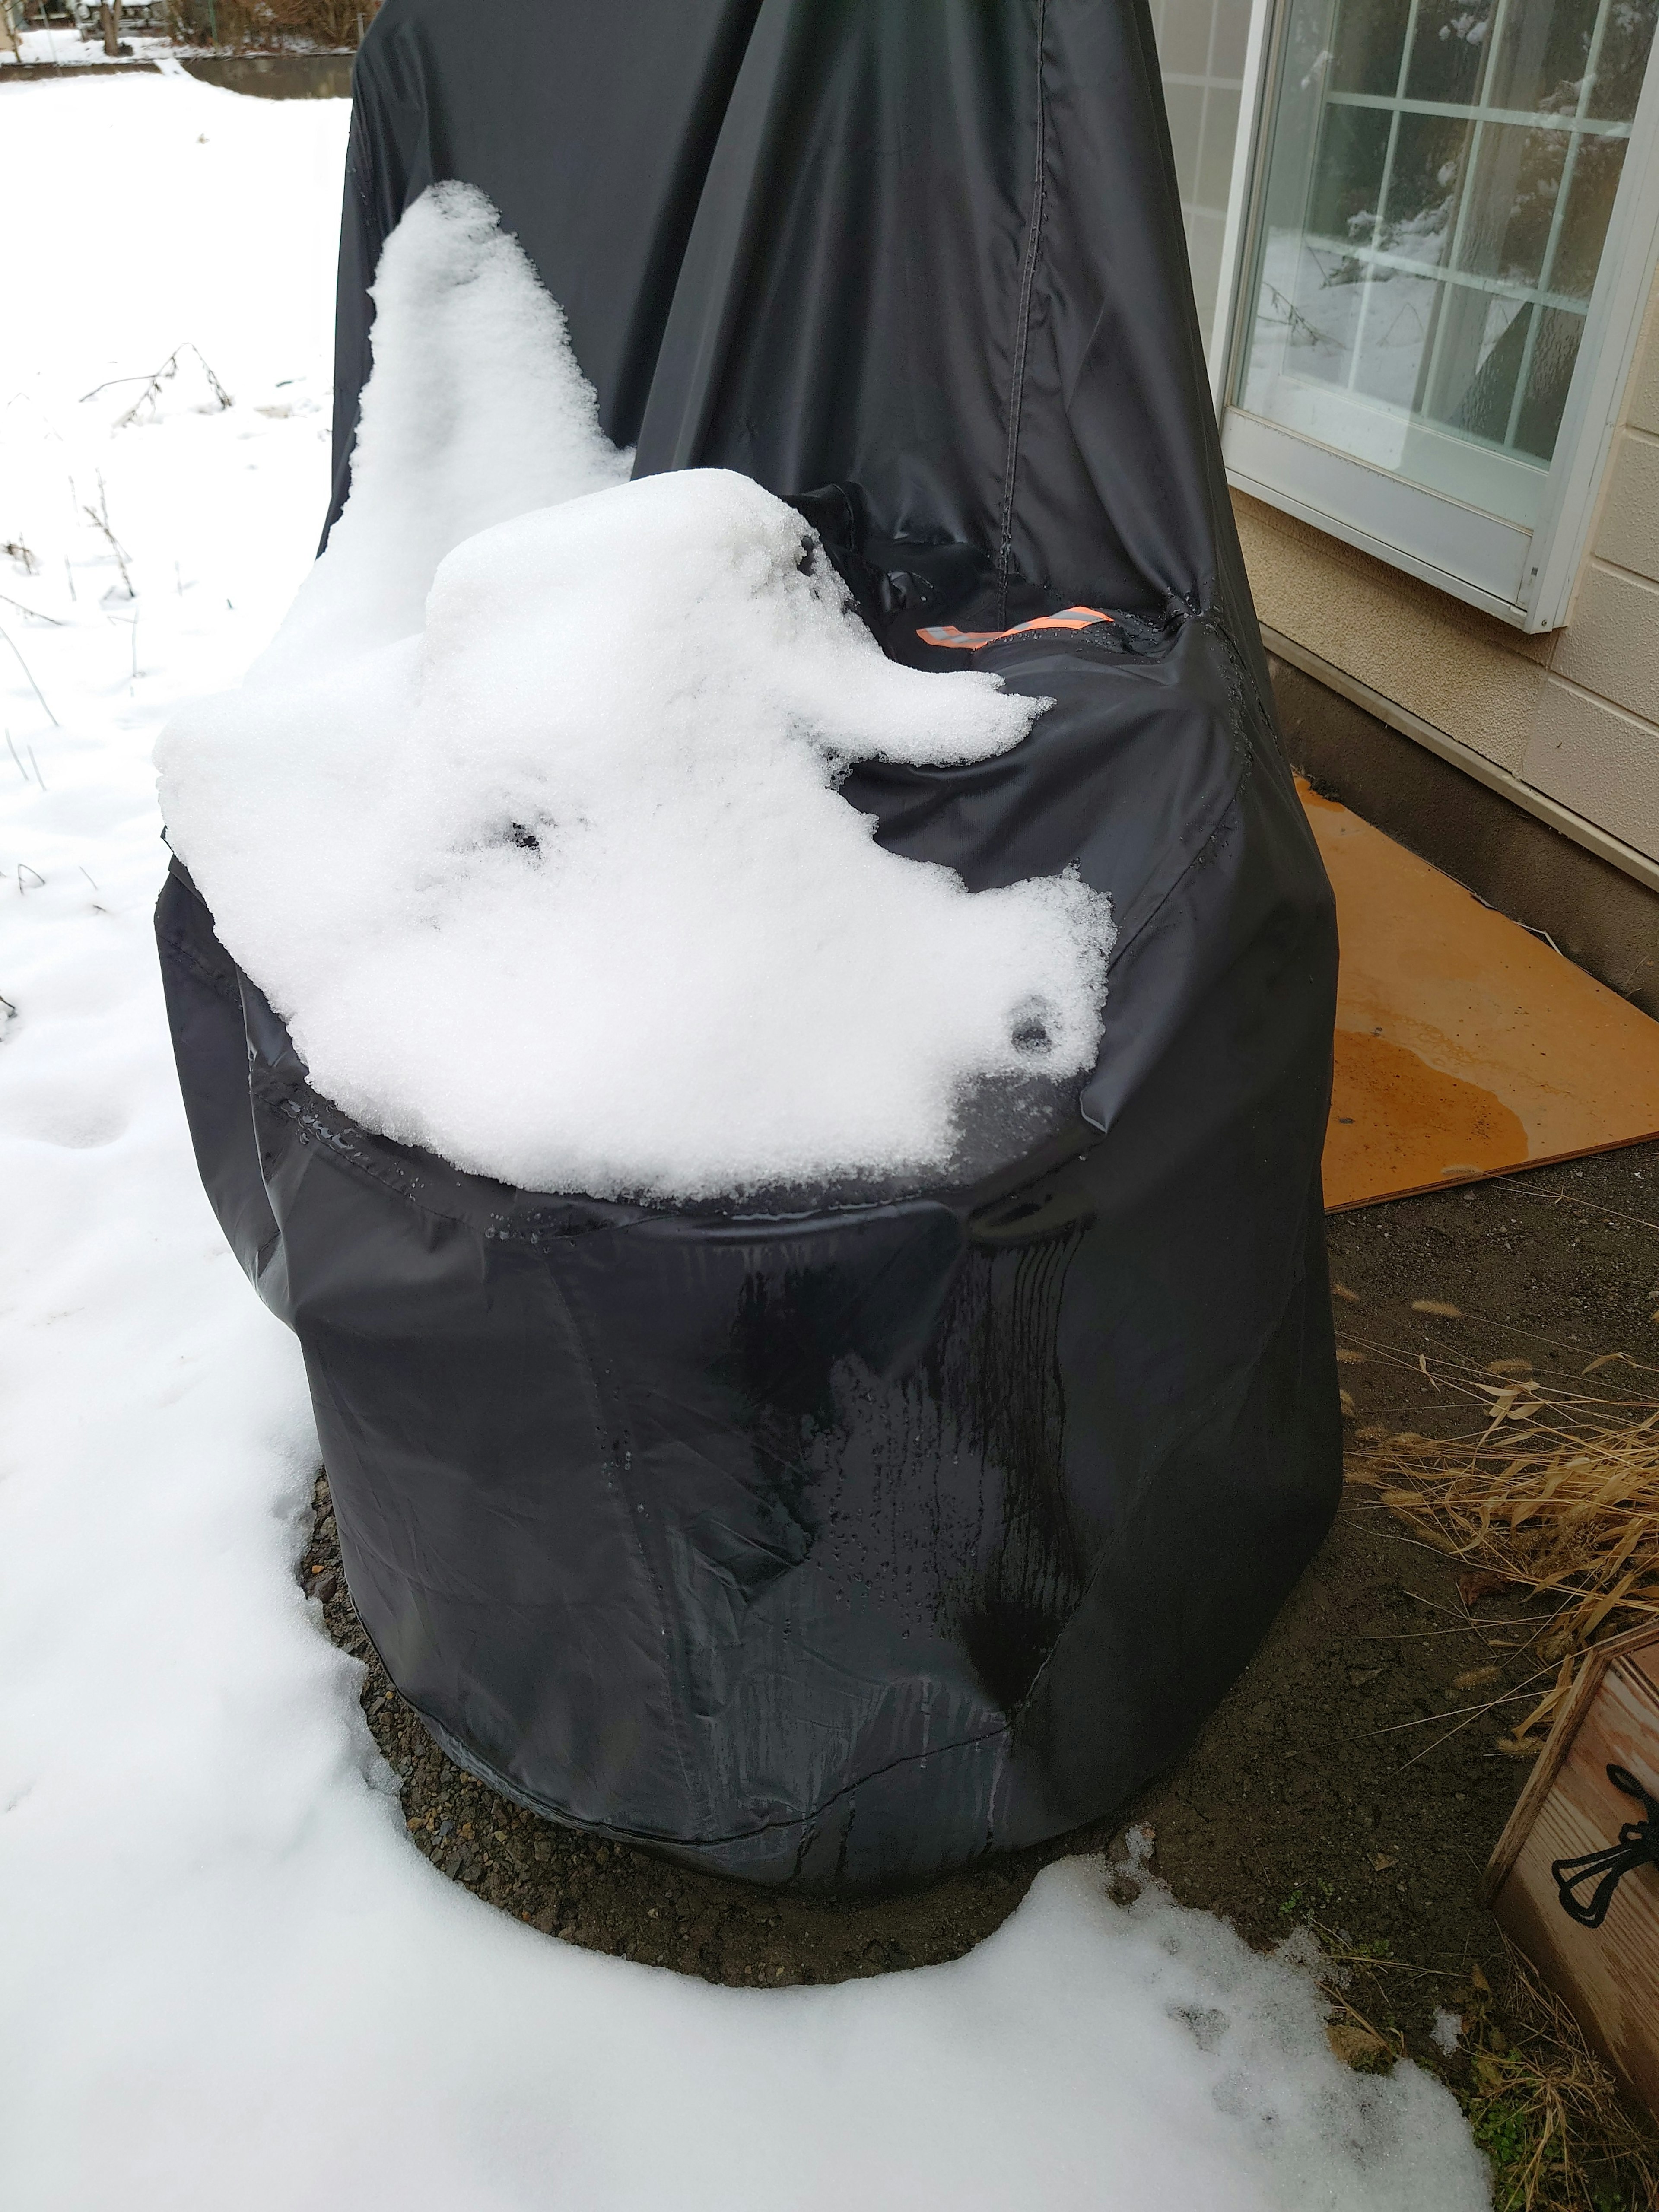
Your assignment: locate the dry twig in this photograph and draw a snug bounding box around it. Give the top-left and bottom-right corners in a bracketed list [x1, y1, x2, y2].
[0, 593, 64, 627]
[0, 621, 58, 726]
[80, 474, 133, 599]
[82, 343, 233, 428]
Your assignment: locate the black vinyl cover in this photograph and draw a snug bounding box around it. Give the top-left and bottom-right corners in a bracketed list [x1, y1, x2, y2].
[157, 0, 1341, 1889]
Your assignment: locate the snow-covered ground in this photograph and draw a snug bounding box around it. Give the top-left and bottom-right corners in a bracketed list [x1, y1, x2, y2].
[6, 24, 338, 66]
[11, 23, 200, 66]
[0, 73, 1493, 2211]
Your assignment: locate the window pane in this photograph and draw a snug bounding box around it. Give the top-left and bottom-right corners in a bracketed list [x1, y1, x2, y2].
[1552, 130, 1630, 295]
[1456, 124, 1565, 290]
[1307, 101, 1394, 246]
[1431, 293, 1531, 439]
[1378, 110, 1467, 268]
[1515, 304, 1586, 457]
[1403, 0, 1493, 108]
[1198, 85, 1244, 207]
[1329, 0, 1411, 99]
[1234, 0, 1657, 529]
[1486, 0, 1601, 115]
[1159, 0, 1216, 76]
[1153, 0, 1256, 357]
[1587, 0, 1658, 120]
[1211, 0, 1250, 80]
[1163, 77, 1206, 201]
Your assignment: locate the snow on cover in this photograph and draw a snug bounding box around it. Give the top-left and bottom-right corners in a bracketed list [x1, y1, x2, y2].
[1, 74, 1492, 2210]
[251, 181, 632, 686]
[157, 184, 1115, 1200]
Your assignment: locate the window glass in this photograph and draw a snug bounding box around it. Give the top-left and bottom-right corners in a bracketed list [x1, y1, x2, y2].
[1234, 0, 1658, 526]
[1152, 0, 1256, 353]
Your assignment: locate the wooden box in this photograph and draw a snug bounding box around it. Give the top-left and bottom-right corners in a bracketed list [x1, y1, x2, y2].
[1484, 1619, 1659, 2119]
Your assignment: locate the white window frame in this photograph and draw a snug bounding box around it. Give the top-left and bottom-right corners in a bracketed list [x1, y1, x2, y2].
[1209, 0, 1659, 633]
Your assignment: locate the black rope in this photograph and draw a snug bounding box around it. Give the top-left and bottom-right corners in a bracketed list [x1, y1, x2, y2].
[1551, 1765, 1659, 1929]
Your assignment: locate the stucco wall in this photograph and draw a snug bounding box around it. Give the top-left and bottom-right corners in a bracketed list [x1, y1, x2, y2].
[1233, 279, 1659, 872]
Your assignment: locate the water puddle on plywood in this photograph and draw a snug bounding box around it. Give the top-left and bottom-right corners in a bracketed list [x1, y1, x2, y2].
[1326, 1028, 1528, 1206]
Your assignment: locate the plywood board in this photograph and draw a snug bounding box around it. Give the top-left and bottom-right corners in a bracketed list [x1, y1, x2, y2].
[1303, 786, 1659, 1211]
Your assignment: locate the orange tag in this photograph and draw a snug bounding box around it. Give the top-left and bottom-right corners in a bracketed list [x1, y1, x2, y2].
[916, 605, 1112, 650]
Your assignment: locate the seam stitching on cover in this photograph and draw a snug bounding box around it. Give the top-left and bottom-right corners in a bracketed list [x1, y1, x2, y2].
[995, 0, 1049, 627]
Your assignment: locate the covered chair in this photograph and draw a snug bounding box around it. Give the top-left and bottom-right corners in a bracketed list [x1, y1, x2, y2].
[157, 0, 1341, 1889]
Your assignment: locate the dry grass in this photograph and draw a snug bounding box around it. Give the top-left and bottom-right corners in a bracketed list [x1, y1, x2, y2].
[1309, 1931, 1658, 2210]
[1462, 1947, 1659, 2212]
[1345, 1349, 1659, 1751]
[1340, 1332, 1659, 2201]
[162, 0, 377, 51]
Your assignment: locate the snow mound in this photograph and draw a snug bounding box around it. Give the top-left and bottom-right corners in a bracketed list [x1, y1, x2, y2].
[251, 180, 633, 687]
[158, 187, 1114, 1201]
